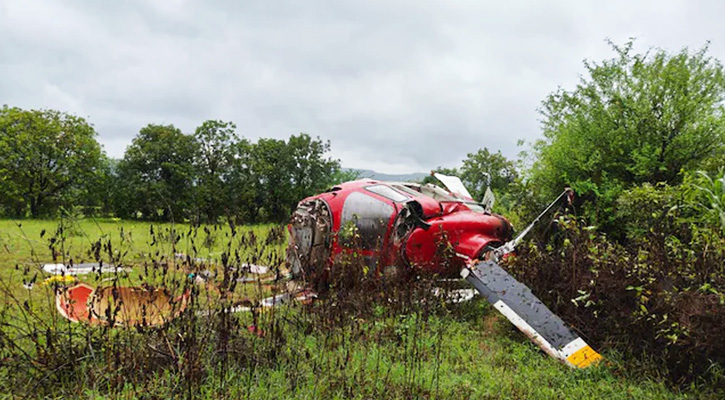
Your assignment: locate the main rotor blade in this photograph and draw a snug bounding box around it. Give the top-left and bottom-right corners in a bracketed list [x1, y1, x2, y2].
[462, 260, 602, 368]
[432, 172, 474, 200]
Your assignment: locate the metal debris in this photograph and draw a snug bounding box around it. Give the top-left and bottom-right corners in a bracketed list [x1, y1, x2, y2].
[43, 263, 127, 275]
[56, 283, 189, 327]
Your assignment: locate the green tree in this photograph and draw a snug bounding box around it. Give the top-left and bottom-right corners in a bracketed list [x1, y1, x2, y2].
[193, 120, 239, 222]
[225, 138, 256, 222]
[533, 40, 725, 225]
[244, 134, 340, 223]
[460, 148, 518, 201]
[248, 138, 292, 222]
[115, 124, 196, 221]
[68, 154, 116, 216]
[0, 106, 104, 217]
[287, 133, 340, 205]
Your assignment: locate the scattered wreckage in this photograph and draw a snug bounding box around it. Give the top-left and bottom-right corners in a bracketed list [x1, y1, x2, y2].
[44, 172, 601, 368]
[49, 260, 285, 327]
[57, 283, 189, 327]
[288, 173, 602, 368]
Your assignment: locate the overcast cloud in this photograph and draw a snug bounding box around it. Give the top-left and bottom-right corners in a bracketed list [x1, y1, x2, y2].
[1, 0, 724, 173]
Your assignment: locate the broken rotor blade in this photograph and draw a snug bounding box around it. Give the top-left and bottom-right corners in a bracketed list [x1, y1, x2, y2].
[461, 260, 602, 368]
[432, 172, 474, 200]
[492, 188, 574, 260]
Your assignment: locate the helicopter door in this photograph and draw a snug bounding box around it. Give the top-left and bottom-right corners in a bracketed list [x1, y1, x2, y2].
[339, 191, 396, 271]
[339, 191, 394, 251]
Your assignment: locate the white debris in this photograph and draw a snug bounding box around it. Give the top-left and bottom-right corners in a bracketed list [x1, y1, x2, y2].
[242, 264, 269, 275]
[260, 293, 291, 307]
[42, 263, 126, 275]
[432, 287, 477, 303]
[174, 253, 208, 263]
[433, 172, 474, 200]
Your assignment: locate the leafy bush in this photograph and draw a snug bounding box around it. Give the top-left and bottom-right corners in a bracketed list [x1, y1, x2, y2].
[682, 169, 725, 235]
[532, 41, 725, 230]
[508, 215, 725, 389]
[614, 183, 680, 241]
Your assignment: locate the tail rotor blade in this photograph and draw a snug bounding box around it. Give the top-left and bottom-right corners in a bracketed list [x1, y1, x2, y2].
[462, 260, 602, 368]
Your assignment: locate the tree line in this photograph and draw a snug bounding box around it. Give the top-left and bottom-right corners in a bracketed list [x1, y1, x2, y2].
[0, 108, 353, 223]
[2, 40, 724, 231]
[0, 102, 523, 225]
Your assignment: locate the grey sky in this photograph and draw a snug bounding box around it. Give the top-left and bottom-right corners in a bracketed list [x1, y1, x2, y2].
[2, 0, 724, 173]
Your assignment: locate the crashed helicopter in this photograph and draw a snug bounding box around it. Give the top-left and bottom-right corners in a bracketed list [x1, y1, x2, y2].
[48, 171, 601, 368]
[287, 172, 602, 369]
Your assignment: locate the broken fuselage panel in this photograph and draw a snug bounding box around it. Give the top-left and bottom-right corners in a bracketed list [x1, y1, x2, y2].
[287, 179, 513, 283]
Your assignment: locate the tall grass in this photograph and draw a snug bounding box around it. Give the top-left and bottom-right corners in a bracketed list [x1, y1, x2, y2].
[0, 219, 692, 399]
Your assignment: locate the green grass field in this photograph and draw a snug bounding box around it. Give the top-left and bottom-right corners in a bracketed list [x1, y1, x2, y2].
[0, 219, 705, 399]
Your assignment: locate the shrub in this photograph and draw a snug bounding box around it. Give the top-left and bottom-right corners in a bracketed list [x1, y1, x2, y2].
[508, 215, 725, 389]
[614, 183, 681, 241]
[682, 169, 725, 235]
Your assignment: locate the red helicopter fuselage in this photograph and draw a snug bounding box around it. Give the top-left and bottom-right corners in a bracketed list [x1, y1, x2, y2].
[288, 179, 513, 280]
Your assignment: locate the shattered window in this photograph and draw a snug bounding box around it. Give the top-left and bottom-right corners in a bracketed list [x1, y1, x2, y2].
[365, 184, 409, 202]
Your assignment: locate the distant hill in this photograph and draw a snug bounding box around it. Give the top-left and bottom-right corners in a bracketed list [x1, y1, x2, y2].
[347, 169, 428, 183]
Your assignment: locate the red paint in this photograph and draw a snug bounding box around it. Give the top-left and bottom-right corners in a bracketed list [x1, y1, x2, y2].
[56, 283, 97, 324]
[295, 179, 513, 277]
[247, 325, 265, 337]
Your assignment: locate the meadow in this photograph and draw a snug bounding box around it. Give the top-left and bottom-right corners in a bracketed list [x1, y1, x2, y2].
[0, 218, 704, 399]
